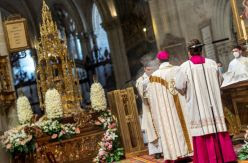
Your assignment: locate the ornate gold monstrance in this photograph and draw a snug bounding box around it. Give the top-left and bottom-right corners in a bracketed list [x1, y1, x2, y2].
[35, 0, 81, 116]
[12, 1, 104, 162]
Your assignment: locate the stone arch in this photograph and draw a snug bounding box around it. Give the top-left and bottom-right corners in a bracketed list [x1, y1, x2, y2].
[93, 0, 113, 24]
[70, 1, 89, 33]
[211, 0, 233, 40]
[89, 0, 131, 88]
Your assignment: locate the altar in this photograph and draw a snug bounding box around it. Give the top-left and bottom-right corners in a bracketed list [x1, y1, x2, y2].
[0, 1, 107, 162]
[13, 126, 104, 163]
[221, 80, 248, 135]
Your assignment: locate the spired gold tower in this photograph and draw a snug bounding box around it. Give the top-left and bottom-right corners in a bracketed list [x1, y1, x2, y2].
[35, 0, 81, 116]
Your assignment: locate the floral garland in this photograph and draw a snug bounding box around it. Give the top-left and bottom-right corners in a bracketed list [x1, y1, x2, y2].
[16, 96, 33, 125]
[238, 127, 248, 160]
[45, 88, 63, 119]
[90, 83, 107, 112]
[1, 120, 80, 154]
[36, 120, 80, 140]
[91, 82, 124, 163]
[0, 125, 35, 155]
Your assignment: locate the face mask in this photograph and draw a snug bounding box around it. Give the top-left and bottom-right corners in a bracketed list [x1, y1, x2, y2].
[233, 51, 240, 58]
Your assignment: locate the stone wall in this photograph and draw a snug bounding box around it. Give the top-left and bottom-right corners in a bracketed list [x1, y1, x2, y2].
[148, 0, 235, 69]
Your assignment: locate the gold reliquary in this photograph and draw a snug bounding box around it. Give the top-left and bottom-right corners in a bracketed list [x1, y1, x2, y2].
[35, 0, 82, 116]
[0, 55, 15, 108]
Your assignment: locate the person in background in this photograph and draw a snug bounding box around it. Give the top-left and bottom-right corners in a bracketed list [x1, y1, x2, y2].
[222, 45, 248, 87]
[136, 56, 162, 159]
[217, 61, 224, 74]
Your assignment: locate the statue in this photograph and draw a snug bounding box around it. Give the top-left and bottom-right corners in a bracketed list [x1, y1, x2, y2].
[242, 0, 248, 19]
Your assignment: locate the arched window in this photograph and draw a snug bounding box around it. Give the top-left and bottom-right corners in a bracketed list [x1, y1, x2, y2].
[12, 50, 36, 86]
[91, 3, 114, 90]
[53, 5, 84, 60]
[92, 3, 110, 61]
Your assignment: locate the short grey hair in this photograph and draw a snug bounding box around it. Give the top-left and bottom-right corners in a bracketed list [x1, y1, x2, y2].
[144, 59, 159, 68]
[140, 52, 156, 66]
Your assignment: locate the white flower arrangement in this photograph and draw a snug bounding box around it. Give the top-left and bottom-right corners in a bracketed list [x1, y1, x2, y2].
[45, 88, 63, 119]
[35, 120, 80, 140]
[0, 120, 81, 154]
[90, 83, 123, 162]
[0, 125, 33, 153]
[16, 96, 33, 124]
[90, 83, 107, 112]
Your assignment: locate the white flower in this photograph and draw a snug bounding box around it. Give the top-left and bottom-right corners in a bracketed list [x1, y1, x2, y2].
[45, 88, 63, 119]
[17, 96, 33, 124]
[90, 83, 107, 112]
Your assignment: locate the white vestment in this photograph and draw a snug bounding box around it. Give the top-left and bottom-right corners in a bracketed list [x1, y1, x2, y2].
[175, 59, 227, 137]
[148, 62, 192, 160]
[136, 73, 162, 155]
[222, 56, 248, 87]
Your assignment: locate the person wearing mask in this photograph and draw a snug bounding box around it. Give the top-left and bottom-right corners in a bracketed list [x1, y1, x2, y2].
[222, 45, 248, 87]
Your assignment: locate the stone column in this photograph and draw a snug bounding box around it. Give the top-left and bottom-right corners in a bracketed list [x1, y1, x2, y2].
[148, 0, 170, 50]
[102, 18, 131, 88]
[79, 33, 90, 61]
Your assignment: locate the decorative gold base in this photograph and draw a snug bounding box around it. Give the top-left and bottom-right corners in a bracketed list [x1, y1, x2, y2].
[14, 126, 104, 163]
[221, 81, 248, 136]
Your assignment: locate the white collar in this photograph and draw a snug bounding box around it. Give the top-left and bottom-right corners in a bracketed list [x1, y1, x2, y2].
[159, 62, 172, 69]
[142, 73, 149, 79]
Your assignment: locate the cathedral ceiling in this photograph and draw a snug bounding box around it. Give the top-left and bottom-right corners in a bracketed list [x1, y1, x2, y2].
[0, 0, 94, 39]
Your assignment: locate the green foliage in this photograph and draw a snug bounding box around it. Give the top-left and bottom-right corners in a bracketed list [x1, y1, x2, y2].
[238, 143, 248, 160]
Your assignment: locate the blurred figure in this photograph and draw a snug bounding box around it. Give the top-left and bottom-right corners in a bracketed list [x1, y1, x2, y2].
[136, 56, 162, 159]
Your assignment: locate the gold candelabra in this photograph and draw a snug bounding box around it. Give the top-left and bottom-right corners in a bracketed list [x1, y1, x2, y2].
[35, 0, 82, 116]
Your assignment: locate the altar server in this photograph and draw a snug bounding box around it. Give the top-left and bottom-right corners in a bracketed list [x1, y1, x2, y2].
[136, 57, 162, 158]
[175, 39, 236, 163]
[222, 45, 248, 87]
[148, 51, 192, 162]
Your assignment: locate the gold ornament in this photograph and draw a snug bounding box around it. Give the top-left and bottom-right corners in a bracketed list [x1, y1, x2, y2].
[35, 0, 82, 116]
[168, 79, 178, 95]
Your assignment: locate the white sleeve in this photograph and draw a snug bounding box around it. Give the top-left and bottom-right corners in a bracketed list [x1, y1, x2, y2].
[175, 68, 188, 95]
[227, 62, 234, 73]
[136, 78, 144, 99]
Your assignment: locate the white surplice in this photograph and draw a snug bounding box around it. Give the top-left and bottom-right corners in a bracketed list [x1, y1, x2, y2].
[136, 73, 162, 155]
[147, 62, 192, 160]
[222, 56, 248, 87]
[175, 59, 227, 137]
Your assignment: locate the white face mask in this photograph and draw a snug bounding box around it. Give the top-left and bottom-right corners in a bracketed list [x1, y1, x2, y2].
[233, 51, 240, 58]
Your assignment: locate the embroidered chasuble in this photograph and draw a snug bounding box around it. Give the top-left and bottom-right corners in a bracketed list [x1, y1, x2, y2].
[147, 62, 192, 160]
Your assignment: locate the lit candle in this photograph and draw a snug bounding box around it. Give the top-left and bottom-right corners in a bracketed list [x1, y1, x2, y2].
[241, 18, 248, 40]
